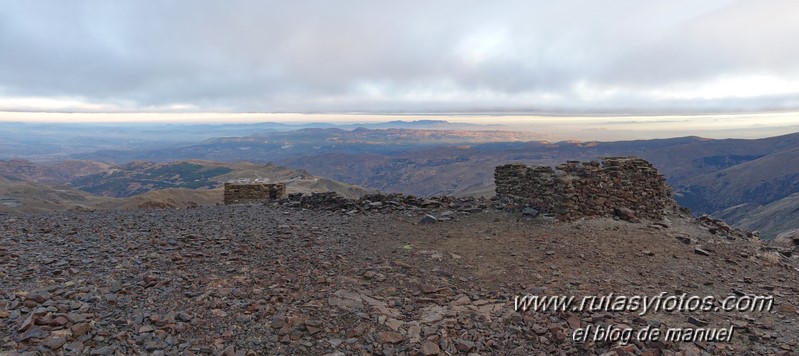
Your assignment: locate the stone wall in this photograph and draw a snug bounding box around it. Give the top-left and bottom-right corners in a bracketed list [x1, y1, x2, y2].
[223, 183, 287, 204]
[495, 157, 678, 221]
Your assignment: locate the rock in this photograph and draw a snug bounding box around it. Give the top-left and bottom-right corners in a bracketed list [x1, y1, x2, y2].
[532, 324, 548, 335]
[25, 292, 49, 304]
[455, 339, 475, 352]
[771, 229, 799, 248]
[778, 303, 797, 314]
[42, 335, 66, 349]
[611, 344, 640, 355]
[522, 207, 539, 217]
[71, 322, 93, 337]
[306, 325, 323, 335]
[420, 215, 438, 225]
[144, 339, 168, 351]
[305, 320, 324, 334]
[176, 311, 192, 322]
[271, 313, 286, 329]
[63, 341, 84, 354]
[549, 326, 567, 342]
[377, 331, 404, 344]
[674, 234, 692, 244]
[694, 247, 711, 256]
[421, 310, 444, 324]
[327, 338, 343, 348]
[385, 318, 403, 331]
[681, 344, 702, 356]
[407, 324, 422, 343]
[21, 326, 49, 341]
[567, 315, 581, 329]
[51, 316, 69, 326]
[219, 345, 235, 356]
[421, 200, 441, 208]
[328, 291, 364, 311]
[652, 221, 671, 229]
[90, 346, 115, 355]
[51, 328, 72, 339]
[687, 316, 709, 327]
[614, 207, 641, 223]
[420, 340, 441, 355]
[18, 313, 35, 332]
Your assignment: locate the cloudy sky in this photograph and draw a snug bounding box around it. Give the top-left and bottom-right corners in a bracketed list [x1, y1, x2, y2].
[1, 0, 799, 119]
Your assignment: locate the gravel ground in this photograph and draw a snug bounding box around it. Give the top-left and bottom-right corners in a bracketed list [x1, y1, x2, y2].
[1, 202, 798, 355]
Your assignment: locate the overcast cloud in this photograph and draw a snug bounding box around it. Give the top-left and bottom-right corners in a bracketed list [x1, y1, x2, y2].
[1, 0, 799, 114]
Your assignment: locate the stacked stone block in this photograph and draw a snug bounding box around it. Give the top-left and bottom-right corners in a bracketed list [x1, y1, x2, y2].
[223, 183, 287, 204]
[495, 157, 678, 221]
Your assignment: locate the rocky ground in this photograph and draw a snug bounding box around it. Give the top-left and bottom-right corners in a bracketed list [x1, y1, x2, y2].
[1, 196, 798, 355]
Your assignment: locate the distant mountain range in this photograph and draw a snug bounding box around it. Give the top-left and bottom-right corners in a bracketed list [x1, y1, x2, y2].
[3, 122, 799, 238]
[67, 127, 546, 164]
[0, 120, 509, 160]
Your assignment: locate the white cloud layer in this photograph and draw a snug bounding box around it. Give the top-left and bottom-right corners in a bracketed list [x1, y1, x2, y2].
[1, 0, 799, 114]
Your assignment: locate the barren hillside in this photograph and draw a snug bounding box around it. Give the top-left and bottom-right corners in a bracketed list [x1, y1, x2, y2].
[0, 160, 378, 213]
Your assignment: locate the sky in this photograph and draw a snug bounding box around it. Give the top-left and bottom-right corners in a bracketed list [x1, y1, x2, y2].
[1, 1, 799, 123]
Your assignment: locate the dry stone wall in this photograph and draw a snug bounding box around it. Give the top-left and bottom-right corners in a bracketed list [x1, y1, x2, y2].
[224, 183, 286, 204]
[495, 157, 678, 221]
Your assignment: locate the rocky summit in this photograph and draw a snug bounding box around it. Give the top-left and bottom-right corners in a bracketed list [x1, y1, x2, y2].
[1, 195, 798, 355]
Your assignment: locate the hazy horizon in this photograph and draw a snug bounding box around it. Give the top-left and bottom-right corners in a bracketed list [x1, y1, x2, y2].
[2, 110, 798, 141]
[2, 1, 799, 126]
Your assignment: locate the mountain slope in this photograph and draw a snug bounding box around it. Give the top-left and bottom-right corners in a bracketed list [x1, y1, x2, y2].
[0, 178, 115, 214]
[638, 132, 799, 182]
[69, 160, 377, 198]
[713, 192, 799, 238]
[69, 161, 235, 197]
[1, 160, 378, 213]
[0, 159, 111, 184]
[677, 145, 799, 214]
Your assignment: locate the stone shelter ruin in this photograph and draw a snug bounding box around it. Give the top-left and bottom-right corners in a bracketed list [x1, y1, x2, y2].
[495, 156, 678, 221]
[223, 182, 287, 204]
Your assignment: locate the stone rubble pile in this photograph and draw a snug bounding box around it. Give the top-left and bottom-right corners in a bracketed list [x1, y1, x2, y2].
[280, 192, 489, 217]
[763, 228, 799, 260]
[696, 215, 758, 240]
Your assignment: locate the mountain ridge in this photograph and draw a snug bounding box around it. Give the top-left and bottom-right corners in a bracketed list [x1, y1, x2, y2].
[5, 130, 799, 238]
[0, 159, 377, 213]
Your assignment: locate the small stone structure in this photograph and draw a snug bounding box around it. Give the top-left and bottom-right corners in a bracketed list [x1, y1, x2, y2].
[224, 182, 287, 204]
[495, 156, 678, 221]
